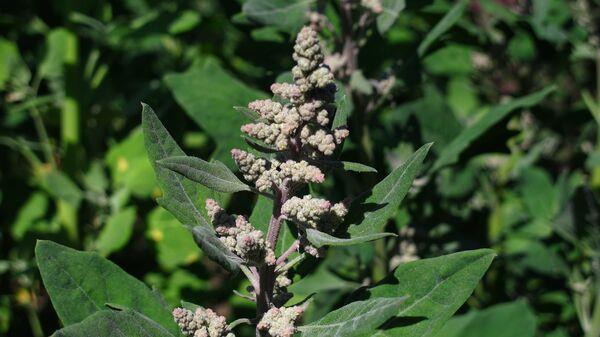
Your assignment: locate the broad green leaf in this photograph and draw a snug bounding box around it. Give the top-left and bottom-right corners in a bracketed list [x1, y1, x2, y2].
[377, 0, 406, 34]
[142, 103, 204, 227]
[299, 297, 406, 337]
[348, 143, 432, 237]
[42, 169, 82, 208]
[189, 225, 243, 274]
[95, 207, 136, 257]
[364, 249, 495, 337]
[305, 229, 394, 248]
[164, 60, 266, 167]
[11, 192, 49, 240]
[158, 156, 250, 193]
[434, 300, 536, 337]
[51, 309, 178, 337]
[35, 240, 179, 334]
[519, 167, 558, 220]
[431, 87, 555, 172]
[417, 0, 469, 57]
[168, 10, 201, 35]
[146, 207, 201, 270]
[242, 0, 315, 33]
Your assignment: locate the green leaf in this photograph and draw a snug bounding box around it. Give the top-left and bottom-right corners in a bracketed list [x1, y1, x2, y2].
[40, 28, 78, 79]
[376, 0, 406, 34]
[11, 192, 49, 240]
[189, 225, 243, 274]
[51, 309, 178, 337]
[35, 240, 179, 335]
[306, 229, 394, 248]
[146, 207, 202, 270]
[164, 60, 266, 167]
[364, 249, 495, 337]
[158, 156, 250, 193]
[417, 0, 469, 57]
[142, 103, 204, 227]
[168, 10, 201, 35]
[431, 87, 555, 172]
[299, 297, 406, 337]
[434, 300, 536, 337]
[242, 0, 315, 33]
[42, 169, 82, 208]
[95, 207, 136, 257]
[348, 143, 432, 237]
[316, 160, 378, 173]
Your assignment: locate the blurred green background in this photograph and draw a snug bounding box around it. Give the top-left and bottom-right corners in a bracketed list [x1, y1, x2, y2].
[1, 0, 600, 336]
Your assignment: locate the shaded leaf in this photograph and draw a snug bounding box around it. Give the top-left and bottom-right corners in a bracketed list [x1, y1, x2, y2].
[242, 0, 315, 33]
[189, 225, 243, 275]
[417, 0, 469, 57]
[431, 87, 555, 172]
[95, 206, 136, 256]
[377, 0, 406, 34]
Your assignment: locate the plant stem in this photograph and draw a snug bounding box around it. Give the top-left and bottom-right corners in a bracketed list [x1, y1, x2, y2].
[26, 304, 44, 337]
[277, 240, 300, 265]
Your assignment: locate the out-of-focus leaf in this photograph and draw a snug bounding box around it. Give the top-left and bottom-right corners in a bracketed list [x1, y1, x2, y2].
[168, 10, 201, 35]
[434, 300, 536, 337]
[418, 0, 469, 57]
[11, 192, 49, 240]
[146, 207, 201, 270]
[299, 297, 406, 337]
[424, 44, 472, 76]
[106, 127, 157, 197]
[348, 143, 432, 236]
[242, 0, 314, 33]
[95, 207, 136, 257]
[42, 169, 82, 208]
[306, 228, 394, 248]
[35, 240, 179, 334]
[519, 167, 558, 220]
[363, 249, 495, 337]
[40, 28, 78, 79]
[251, 26, 285, 42]
[376, 0, 406, 34]
[51, 309, 177, 337]
[164, 60, 266, 167]
[158, 156, 250, 193]
[0, 38, 28, 90]
[431, 87, 555, 172]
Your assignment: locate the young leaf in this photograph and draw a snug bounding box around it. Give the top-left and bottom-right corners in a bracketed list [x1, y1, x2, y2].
[189, 225, 243, 274]
[377, 0, 406, 34]
[35, 240, 179, 335]
[142, 103, 204, 227]
[430, 86, 555, 172]
[348, 143, 432, 237]
[158, 155, 250, 193]
[417, 0, 469, 57]
[362, 249, 495, 337]
[164, 60, 266, 167]
[305, 228, 394, 248]
[298, 297, 406, 337]
[51, 309, 177, 337]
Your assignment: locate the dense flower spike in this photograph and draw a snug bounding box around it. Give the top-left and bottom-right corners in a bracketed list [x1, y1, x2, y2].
[282, 195, 347, 231]
[173, 307, 235, 337]
[257, 306, 304, 337]
[206, 199, 275, 266]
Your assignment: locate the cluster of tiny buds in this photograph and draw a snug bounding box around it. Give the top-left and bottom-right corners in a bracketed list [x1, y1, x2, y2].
[282, 195, 347, 230]
[257, 306, 304, 337]
[206, 199, 275, 266]
[173, 307, 234, 337]
[231, 149, 324, 193]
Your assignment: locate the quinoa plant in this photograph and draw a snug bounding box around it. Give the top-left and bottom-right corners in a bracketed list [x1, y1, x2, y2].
[35, 25, 495, 337]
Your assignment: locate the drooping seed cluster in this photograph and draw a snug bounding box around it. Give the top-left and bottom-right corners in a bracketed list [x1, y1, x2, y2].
[173, 307, 235, 337]
[206, 199, 275, 266]
[256, 306, 304, 337]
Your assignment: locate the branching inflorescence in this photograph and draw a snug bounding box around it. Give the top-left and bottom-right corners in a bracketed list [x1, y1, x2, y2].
[172, 26, 349, 337]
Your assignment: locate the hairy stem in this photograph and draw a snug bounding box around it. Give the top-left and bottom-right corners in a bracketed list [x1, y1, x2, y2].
[277, 240, 300, 266]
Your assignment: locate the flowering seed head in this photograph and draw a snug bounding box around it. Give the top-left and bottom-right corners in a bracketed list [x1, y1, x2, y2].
[282, 195, 346, 230]
[231, 149, 267, 182]
[257, 306, 304, 337]
[173, 307, 234, 337]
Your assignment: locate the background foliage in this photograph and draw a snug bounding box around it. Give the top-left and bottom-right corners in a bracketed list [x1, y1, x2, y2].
[1, 0, 600, 336]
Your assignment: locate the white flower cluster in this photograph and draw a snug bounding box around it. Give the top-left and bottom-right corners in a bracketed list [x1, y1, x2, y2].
[282, 195, 347, 230]
[206, 199, 275, 266]
[231, 149, 324, 193]
[239, 26, 348, 159]
[173, 307, 235, 337]
[257, 306, 304, 337]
